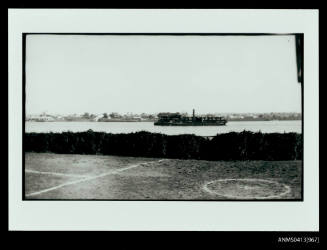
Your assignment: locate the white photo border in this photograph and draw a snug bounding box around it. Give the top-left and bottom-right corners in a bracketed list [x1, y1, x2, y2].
[8, 9, 319, 231]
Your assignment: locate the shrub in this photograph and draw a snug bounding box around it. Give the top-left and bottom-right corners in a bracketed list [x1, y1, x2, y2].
[24, 130, 303, 161]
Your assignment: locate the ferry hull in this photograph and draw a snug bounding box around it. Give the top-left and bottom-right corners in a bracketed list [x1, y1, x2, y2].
[154, 121, 227, 126]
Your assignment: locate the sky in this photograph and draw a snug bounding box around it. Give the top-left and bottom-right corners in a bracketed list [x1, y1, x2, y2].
[26, 34, 302, 115]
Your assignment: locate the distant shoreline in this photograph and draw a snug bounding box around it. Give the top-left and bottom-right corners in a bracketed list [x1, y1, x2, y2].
[25, 119, 301, 123]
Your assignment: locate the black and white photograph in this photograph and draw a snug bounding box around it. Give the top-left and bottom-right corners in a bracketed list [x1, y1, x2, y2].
[8, 9, 319, 234]
[23, 33, 303, 200]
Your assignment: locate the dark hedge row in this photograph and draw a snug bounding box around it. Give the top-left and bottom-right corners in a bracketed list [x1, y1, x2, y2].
[24, 130, 302, 161]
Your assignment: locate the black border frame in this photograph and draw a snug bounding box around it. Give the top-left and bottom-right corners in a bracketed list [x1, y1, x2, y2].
[22, 33, 304, 202]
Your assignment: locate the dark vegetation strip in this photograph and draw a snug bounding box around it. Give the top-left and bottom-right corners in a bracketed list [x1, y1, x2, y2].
[24, 130, 302, 161]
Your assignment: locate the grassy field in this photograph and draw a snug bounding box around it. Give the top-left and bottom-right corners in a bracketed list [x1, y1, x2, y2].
[25, 153, 302, 200]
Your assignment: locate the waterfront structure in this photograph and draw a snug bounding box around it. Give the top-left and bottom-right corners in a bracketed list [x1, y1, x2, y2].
[154, 109, 227, 126]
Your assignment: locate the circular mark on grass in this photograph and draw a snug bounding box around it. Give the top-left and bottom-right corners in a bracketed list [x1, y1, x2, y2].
[203, 178, 291, 199]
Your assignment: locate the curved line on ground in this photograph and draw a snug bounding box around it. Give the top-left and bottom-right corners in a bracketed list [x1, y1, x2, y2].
[202, 178, 291, 199]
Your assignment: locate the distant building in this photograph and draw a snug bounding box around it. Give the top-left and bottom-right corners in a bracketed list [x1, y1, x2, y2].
[27, 114, 55, 121]
[94, 114, 109, 121]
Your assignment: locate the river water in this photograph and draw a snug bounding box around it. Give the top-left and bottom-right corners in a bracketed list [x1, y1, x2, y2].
[25, 120, 302, 136]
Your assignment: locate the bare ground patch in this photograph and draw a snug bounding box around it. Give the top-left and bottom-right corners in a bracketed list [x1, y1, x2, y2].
[25, 153, 302, 200]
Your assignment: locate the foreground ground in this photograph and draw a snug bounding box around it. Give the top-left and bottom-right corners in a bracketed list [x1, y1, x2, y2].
[25, 153, 302, 200]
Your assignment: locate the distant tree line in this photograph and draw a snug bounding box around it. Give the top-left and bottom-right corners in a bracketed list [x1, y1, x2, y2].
[24, 130, 302, 161]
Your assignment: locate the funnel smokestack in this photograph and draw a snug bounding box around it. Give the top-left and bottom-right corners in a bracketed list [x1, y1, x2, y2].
[193, 109, 195, 119]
